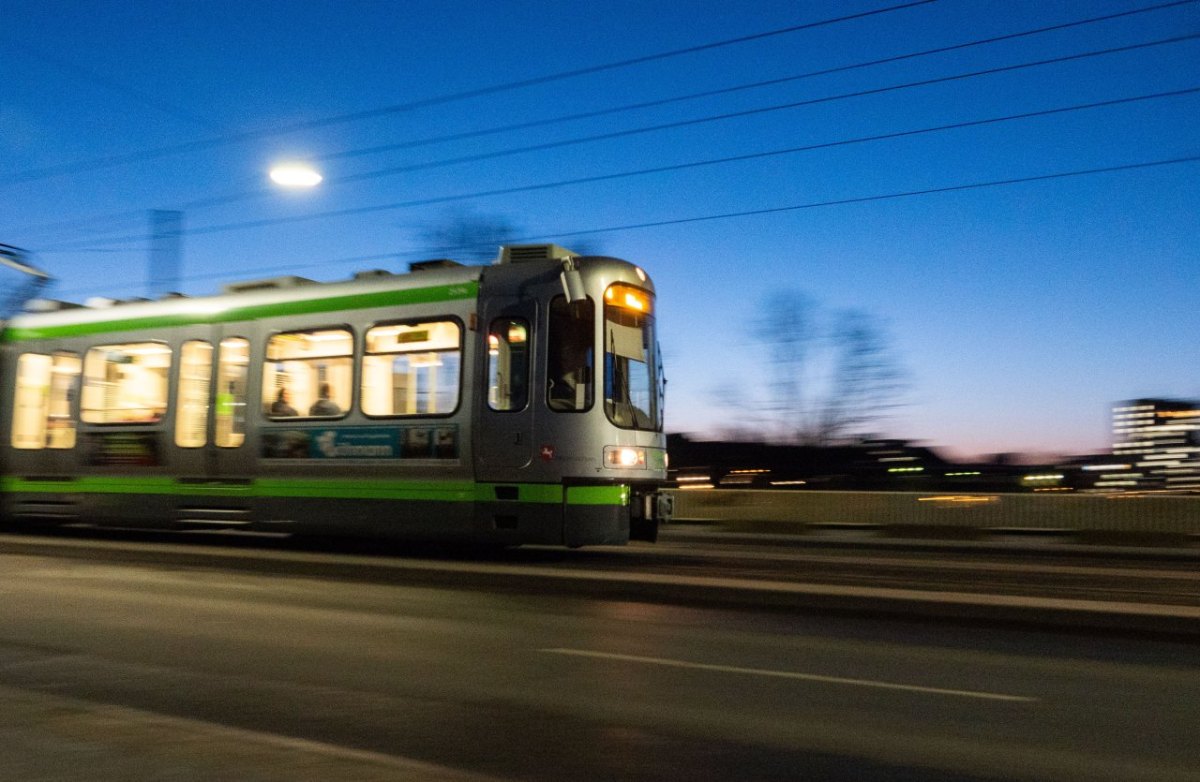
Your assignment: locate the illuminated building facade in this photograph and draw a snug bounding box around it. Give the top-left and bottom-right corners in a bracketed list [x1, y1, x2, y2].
[1104, 399, 1200, 491]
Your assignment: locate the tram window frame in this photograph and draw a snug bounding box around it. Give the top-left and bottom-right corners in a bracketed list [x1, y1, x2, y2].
[215, 337, 249, 448]
[262, 327, 353, 421]
[175, 340, 214, 448]
[80, 342, 172, 425]
[361, 318, 463, 419]
[546, 295, 594, 413]
[486, 318, 530, 412]
[11, 351, 81, 449]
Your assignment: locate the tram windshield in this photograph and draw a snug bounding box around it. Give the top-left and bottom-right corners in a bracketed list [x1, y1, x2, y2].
[604, 283, 661, 431]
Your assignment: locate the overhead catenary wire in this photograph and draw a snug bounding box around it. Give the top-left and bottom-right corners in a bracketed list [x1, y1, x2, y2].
[35, 32, 1199, 251]
[137, 87, 1200, 236]
[47, 154, 1200, 299]
[5, 39, 224, 132]
[17, 0, 1197, 242]
[320, 35, 1200, 185]
[269, 0, 1200, 166]
[38, 85, 1200, 250]
[0, 0, 937, 187]
[536, 156, 1200, 241]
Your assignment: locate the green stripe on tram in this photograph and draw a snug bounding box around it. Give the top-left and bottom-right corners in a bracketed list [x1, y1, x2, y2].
[566, 485, 630, 506]
[1, 476, 180, 495]
[1, 476, 631, 506]
[3, 282, 479, 341]
[489, 484, 564, 504]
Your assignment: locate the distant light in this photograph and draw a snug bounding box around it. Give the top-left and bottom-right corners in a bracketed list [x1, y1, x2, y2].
[269, 164, 323, 187]
[917, 495, 998, 504]
[1022, 473, 1064, 482]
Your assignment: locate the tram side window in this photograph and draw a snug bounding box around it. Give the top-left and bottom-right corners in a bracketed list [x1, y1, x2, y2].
[175, 341, 213, 448]
[11, 352, 80, 449]
[547, 295, 594, 412]
[216, 337, 249, 447]
[81, 343, 171, 424]
[487, 319, 529, 412]
[362, 320, 461, 417]
[47, 353, 81, 447]
[263, 328, 352, 419]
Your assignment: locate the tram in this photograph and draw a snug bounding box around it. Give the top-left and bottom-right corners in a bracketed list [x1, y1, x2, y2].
[0, 244, 671, 546]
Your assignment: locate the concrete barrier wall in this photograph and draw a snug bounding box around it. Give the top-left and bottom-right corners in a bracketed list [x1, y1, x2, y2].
[669, 489, 1200, 537]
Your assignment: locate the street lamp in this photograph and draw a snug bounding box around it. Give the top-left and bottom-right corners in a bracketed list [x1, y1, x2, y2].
[269, 163, 323, 188]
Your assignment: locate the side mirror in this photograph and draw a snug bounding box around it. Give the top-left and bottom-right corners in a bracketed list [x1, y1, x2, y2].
[560, 257, 587, 303]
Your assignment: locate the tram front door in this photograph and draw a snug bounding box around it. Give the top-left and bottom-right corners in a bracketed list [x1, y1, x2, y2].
[476, 298, 537, 475]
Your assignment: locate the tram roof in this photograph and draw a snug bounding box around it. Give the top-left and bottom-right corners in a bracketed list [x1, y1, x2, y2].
[3, 244, 651, 343]
[2, 261, 488, 342]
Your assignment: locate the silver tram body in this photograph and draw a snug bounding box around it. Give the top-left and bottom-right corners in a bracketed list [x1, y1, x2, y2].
[0, 244, 670, 546]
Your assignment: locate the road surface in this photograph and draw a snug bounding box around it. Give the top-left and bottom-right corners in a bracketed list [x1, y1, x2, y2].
[0, 530, 1197, 780]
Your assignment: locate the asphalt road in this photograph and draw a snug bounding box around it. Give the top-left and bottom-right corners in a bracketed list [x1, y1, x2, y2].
[0, 531, 1199, 780]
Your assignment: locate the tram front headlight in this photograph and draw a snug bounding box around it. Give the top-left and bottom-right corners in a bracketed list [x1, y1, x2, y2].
[604, 446, 646, 469]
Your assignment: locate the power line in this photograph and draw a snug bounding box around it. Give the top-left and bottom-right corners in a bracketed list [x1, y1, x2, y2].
[304, 0, 1200, 165]
[5, 39, 223, 131]
[537, 156, 1200, 240]
[0, 0, 937, 187]
[38, 37, 1199, 250]
[324, 35, 1200, 183]
[183, 86, 1200, 236]
[19, 0, 1195, 242]
[47, 154, 1200, 299]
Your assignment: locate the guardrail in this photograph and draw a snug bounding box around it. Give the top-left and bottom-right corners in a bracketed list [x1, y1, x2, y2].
[668, 489, 1200, 542]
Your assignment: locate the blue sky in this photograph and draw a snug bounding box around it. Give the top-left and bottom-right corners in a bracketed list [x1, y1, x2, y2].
[2, 0, 1197, 459]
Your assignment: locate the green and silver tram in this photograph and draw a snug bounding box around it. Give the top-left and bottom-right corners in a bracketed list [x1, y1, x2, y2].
[0, 244, 670, 546]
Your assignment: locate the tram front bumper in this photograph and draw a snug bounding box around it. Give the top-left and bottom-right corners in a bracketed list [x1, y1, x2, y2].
[630, 488, 672, 543]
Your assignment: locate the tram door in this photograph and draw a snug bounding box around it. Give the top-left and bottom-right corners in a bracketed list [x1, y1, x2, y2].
[171, 325, 255, 481]
[476, 298, 536, 473]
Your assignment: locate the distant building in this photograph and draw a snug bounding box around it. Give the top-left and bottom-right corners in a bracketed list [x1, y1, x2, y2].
[1104, 399, 1200, 491]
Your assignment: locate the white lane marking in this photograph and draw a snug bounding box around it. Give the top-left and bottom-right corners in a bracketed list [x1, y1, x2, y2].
[539, 648, 1039, 703]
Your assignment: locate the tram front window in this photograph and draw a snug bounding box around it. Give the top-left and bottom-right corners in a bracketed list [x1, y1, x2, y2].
[604, 283, 661, 431]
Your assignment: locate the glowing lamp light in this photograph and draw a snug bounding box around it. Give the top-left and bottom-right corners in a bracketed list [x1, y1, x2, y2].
[605, 283, 652, 313]
[269, 163, 323, 187]
[617, 448, 641, 467]
[604, 446, 647, 469]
